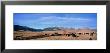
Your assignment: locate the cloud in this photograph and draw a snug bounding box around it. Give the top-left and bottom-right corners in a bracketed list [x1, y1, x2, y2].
[36, 16, 92, 24]
[15, 15, 94, 28]
[14, 13, 96, 29]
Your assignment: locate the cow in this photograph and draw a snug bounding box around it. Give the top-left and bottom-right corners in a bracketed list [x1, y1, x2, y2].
[51, 32, 62, 36]
[85, 33, 89, 35]
[89, 38, 92, 40]
[71, 33, 77, 37]
[67, 34, 71, 37]
[78, 33, 82, 35]
[43, 34, 50, 37]
[65, 33, 77, 37]
[90, 32, 95, 36]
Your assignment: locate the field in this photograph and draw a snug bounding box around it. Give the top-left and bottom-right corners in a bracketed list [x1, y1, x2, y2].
[13, 13, 97, 40]
[14, 29, 97, 40]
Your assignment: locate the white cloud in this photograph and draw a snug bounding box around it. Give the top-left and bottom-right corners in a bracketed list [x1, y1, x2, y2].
[36, 16, 92, 23]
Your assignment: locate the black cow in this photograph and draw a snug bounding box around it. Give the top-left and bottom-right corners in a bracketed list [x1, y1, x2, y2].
[78, 33, 82, 35]
[90, 32, 95, 36]
[71, 33, 77, 37]
[67, 33, 77, 37]
[86, 33, 89, 35]
[51, 34, 55, 36]
[66, 34, 71, 37]
[89, 38, 92, 40]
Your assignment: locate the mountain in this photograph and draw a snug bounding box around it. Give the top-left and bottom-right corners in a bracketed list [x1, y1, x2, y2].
[14, 25, 63, 31]
[43, 27, 62, 31]
[14, 25, 96, 32]
[14, 25, 43, 32]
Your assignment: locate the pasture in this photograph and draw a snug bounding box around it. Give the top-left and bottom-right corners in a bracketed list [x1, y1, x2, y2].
[14, 29, 97, 40]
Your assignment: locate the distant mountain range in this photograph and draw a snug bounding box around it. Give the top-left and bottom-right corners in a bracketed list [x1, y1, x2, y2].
[14, 25, 62, 31]
[14, 25, 43, 32]
[14, 25, 97, 32]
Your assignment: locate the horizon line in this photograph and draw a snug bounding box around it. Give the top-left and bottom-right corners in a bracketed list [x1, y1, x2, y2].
[14, 25, 97, 29]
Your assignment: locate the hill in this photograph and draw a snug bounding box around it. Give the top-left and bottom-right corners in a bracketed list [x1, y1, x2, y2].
[14, 25, 43, 32]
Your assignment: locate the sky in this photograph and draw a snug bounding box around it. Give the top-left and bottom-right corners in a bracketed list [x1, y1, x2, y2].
[14, 13, 97, 29]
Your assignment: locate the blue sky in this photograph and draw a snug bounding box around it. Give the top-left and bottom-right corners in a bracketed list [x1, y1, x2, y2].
[14, 13, 97, 29]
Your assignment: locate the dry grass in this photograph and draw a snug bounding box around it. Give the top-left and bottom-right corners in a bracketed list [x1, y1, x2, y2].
[14, 30, 97, 40]
[34, 34, 96, 40]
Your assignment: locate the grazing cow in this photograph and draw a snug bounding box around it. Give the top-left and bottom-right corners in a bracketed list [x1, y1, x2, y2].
[71, 33, 77, 37]
[53, 33, 58, 36]
[86, 33, 89, 35]
[78, 33, 82, 35]
[51, 34, 55, 36]
[65, 34, 70, 37]
[89, 38, 92, 40]
[90, 33, 93, 36]
[44, 34, 50, 37]
[51, 32, 62, 36]
[90, 32, 95, 36]
[66, 33, 78, 37]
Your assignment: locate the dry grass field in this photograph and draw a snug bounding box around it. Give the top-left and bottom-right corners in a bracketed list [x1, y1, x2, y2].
[14, 29, 97, 40]
[35, 34, 96, 40]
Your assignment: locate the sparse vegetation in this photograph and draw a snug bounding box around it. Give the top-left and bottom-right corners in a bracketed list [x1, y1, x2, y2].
[14, 26, 97, 40]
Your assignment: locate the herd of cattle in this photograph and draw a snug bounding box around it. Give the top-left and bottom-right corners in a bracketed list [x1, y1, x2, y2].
[14, 30, 96, 40]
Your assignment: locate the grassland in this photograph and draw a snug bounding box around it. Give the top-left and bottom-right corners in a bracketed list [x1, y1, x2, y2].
[14, 29, 97, 40]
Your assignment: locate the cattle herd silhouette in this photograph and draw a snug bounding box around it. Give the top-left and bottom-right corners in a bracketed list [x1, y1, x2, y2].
[14, 29, 96, 40]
